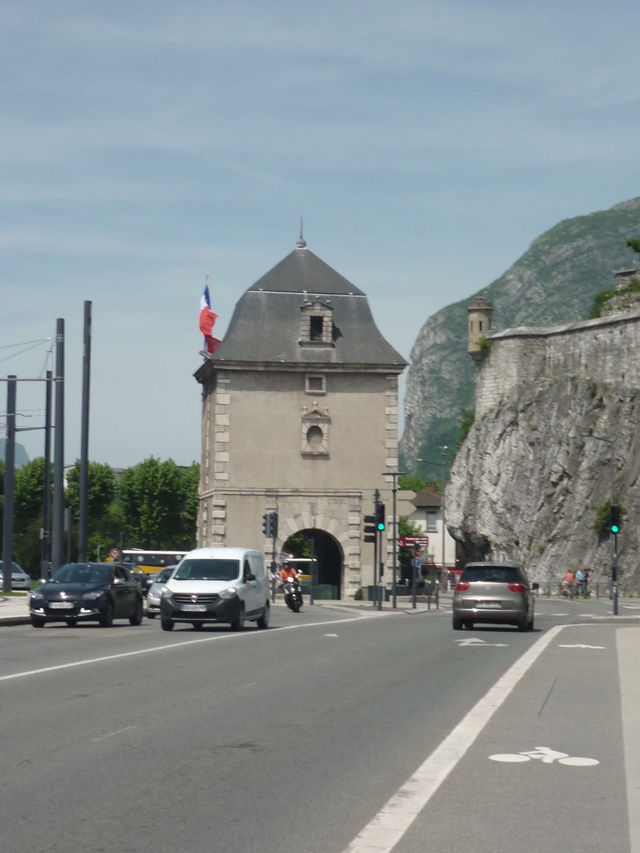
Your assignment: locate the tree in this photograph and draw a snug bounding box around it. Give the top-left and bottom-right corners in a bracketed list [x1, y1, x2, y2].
[398, 516, 425, 579]
[399, 474, 427, 493]
[118, 457, 198, 549]
[12, 458, 47, 574]
[0, 457, 5, 552]
[66, 460, 116, 525]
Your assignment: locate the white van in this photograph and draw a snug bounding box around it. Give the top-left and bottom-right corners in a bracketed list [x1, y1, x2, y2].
[159, 547, 270, 631]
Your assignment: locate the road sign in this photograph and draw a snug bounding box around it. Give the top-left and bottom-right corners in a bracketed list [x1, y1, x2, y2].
[397, 536, 429, 547]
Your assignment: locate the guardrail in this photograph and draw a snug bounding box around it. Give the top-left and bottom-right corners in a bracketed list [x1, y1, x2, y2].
[534, 582, 611, 600]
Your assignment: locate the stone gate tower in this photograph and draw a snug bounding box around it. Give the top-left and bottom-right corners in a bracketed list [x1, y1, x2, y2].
[194, 236, 406, 598]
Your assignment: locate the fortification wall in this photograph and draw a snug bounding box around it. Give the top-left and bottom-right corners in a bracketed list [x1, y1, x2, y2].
[475, 309, 640, 418]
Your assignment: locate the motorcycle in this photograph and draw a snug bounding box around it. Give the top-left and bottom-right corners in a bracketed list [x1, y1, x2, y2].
[283, 576, 303, 612]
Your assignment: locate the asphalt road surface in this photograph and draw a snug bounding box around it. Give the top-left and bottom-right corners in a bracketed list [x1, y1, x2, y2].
[1, 597, 638, 852]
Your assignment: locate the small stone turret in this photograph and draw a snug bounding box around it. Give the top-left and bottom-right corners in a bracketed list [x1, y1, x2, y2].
[468, 296, 493, 362]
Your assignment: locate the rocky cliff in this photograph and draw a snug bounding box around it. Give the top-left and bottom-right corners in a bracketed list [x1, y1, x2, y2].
[446, 309, 640, 593]
[401, 197, 640, 481]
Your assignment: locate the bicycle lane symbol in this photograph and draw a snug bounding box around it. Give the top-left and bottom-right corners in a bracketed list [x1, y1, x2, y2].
[489, 746, 599, 767]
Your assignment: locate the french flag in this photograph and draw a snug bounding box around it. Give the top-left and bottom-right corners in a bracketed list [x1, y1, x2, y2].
[199, 283, 220, 353]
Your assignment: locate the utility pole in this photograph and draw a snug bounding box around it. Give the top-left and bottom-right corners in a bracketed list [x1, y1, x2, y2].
[383, 470, 406, 609]
[373, 488, 380, 608]
[78, 301, 92, 562]
[41, 371, 52, 578]
[583, 434, 618, 615]
[2, 377, 17, 593]
[52, 318, 65, 570]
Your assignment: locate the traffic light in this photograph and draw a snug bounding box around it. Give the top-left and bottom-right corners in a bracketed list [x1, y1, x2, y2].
[610, 504, 621, 534]
[262, 511, 278, 538]
[376, 502, 386, 532]
[363, 514, 376, 543]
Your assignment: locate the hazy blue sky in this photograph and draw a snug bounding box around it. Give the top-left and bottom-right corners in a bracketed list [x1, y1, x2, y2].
[3, 0, 640, 468]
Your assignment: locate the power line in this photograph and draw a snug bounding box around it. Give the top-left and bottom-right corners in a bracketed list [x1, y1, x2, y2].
[0, 338, 53, 366]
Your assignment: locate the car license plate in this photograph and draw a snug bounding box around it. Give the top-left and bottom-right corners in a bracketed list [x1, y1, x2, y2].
[181, 604, 207, 612]
[50, 601, 74, 609]
[476, 601, 501, 609]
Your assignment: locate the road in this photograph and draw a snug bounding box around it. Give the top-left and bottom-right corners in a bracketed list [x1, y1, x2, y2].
[1, 598, 638, 852]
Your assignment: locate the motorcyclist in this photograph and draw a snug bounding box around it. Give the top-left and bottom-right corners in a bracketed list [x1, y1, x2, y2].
[279, 562, 298, 584]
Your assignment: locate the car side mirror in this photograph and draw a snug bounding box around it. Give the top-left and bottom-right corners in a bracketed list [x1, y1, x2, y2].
[245, 572, 256, 582]
[532, 582, 539, 591]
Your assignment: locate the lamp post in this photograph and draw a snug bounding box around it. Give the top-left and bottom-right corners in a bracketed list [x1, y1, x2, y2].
[383, 470, 406, 609]
[583, 433, 618, 615]
[418, 446, 449, 583]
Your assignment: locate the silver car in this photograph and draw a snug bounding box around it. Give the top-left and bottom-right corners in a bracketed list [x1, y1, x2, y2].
[0, 561, 32, 591]
[145, 566, 177, 618]
[452, 561, 534, 631]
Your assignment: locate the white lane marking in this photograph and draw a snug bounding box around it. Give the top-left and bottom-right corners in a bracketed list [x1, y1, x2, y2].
[618, 627, 640, 852]
[457, 638, 507, 647]
[559, 643, 605, 649]
[342, 624, 566, 853]
[0, 614, 372, 683]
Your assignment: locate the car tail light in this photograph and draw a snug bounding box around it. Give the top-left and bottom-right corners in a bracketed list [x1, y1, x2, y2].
[455, 581, 470, 591]
[508, 582, 525, 593]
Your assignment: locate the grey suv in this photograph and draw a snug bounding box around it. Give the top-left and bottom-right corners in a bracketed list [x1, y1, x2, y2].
[452, 561, 534, 631]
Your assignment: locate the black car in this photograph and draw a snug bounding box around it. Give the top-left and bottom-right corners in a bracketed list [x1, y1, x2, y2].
[29, 562, 143, 628]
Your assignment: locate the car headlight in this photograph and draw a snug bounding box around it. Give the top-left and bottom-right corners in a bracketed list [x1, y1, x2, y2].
[82, 591, 104, 600]
[220, 586, 238, 599]
[30, 592, 44, 602]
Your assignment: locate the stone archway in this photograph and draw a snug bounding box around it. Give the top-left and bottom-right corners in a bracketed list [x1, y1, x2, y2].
[289, 528, 343, 598]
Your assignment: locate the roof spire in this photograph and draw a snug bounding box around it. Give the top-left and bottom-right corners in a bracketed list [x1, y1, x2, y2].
[296, 217, 307, 249]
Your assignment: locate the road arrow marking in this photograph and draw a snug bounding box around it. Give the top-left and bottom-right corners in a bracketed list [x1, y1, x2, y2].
[558, 643, 606, 649]
[457, 638, 507, 647]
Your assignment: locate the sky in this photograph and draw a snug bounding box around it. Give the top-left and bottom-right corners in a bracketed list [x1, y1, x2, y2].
[2, 0, 640, 469]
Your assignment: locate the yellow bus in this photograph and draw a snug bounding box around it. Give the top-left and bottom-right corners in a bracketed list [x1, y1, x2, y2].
[121, 549, 188, 576]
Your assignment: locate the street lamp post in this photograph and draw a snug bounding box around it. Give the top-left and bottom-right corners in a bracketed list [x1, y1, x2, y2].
[439, 445, 448, 582]
[383, 470, 406, 609]
[418, 447, 449, 582]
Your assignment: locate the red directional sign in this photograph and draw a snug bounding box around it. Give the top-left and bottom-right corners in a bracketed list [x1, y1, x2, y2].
[397, 536, 429, 548]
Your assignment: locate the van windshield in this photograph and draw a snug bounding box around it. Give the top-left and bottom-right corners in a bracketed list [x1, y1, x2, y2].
[173, 559, 240, 582]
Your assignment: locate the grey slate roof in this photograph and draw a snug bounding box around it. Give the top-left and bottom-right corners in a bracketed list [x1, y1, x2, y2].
[412, 488, 442, 509]
[202, 245, 407, 369]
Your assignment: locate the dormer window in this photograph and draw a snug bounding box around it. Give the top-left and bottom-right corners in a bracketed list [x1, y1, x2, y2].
[299, 300, 335, 347]
[310, 315, 324, 341]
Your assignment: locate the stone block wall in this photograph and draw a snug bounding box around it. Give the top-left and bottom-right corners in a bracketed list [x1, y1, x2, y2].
[475, 309, 640, 418]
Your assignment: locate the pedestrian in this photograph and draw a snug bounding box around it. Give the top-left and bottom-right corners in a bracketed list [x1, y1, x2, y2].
[575, 567, 586, 597]
[564, 568, 575, 599]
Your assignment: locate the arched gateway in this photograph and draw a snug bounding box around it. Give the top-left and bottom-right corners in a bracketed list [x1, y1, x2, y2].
[194, 236, 406, 599]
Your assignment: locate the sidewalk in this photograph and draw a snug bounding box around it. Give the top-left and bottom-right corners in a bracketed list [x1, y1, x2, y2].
[0, 593, 31, 625]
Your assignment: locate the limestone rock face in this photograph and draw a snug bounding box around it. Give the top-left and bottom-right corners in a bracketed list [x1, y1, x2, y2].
[401, 197, 640, 479]
[446, 376, 640, 592]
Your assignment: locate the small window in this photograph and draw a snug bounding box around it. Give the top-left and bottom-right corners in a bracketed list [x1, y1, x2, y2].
[426, 511, 438, 532]
[310, 316, 324, 341]
[305, 374, 326, 394]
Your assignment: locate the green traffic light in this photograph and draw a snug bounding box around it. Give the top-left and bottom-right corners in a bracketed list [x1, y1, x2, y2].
[377, 522, 385, 531]
[611, 524, 619, 534]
